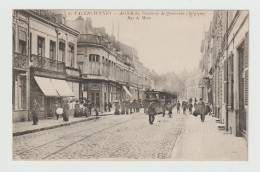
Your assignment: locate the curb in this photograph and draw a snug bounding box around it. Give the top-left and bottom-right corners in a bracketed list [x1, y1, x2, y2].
[13, 116, 100, 137]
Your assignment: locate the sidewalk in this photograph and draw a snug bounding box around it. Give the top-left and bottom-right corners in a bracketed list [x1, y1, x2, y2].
[13, 111, 114, 137]
[172, 114, 248, 161]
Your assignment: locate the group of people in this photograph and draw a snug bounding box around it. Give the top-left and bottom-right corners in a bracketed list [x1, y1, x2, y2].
[73, 100, 98, 117]
[114, 99, 142, 115]
[162, 103, 174, 118]
[176, 97, 211, 122]
[31, 98, 71, 125]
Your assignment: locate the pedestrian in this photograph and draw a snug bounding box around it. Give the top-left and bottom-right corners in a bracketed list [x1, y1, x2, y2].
[104, 102, 107, 112]
[74, 100, 80, 117]
[182, 100, 187, 115]
[189, 97, 192, 104]
[129, 101, 133, 114]
[79, 100, 84, 117]
[136, 99, 141, 112]
[31, 99, 40, 125]
[83, 100, 89, 117]
[162, 103, 166, 117]
[168, 104, 173, 118]
[54, 101, 60, 120]
[205, 102, 211, 116]
[88, 101, 92, 116]
[108, 102, 112, 112]
[176, 100, 181, 114]
[148, 102, 156, 125]
[114, 102, 120, 115]
[188, 102, 193, 114]
[94, 106, 99, 116]
[125, 100, 129, 115]
[62, 100, 70, 121]
[121, 101, 126, 115]
[194, 101, 198, 110]
[198, 98, 206, 122]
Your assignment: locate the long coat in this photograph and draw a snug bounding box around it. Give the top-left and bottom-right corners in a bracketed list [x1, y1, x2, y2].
[197, 101, 206, 115]
[32, 103, 40, 116]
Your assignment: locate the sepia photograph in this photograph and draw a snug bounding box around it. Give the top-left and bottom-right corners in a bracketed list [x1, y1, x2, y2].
[11, 9, 249, 161]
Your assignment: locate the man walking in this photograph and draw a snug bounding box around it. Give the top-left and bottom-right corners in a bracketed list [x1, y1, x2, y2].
[62, 99, 70, 121]
[108, 102, 112, 112]
[198, 98, 206, 122]
[148, 102, 156, 125]
[188, 102, 193, 114]
[121, 101, 126, 115]
[114, 102, 120, 115]
[31, 99, 40, 125]
[162, 103, 166, 117]
[104, 102, 107, 112]
[182, 100, 187, 115]
[176, 100, 181, 114]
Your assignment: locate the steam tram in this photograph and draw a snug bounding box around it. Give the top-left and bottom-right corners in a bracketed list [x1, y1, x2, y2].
[144, 90, 177, 114]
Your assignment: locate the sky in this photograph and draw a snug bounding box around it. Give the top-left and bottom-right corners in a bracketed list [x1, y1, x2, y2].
[66, 10, 213, 75]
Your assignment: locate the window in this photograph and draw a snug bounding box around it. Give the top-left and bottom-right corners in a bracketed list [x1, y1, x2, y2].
[13, 29, 15, 53]
[18, 29, 27, 55]
[19, 40, 27, 55]
[89, 54, 100, 62]
[13, 72, 27, 110]
[68, 44, 74, 67]
[37, 36, 45, 56]
[77, 62, 83, 72]
[19, 75, 27, 109]
[89, 54, 100, 74]
[50, 41, 56, 59]
[59, 41, 65, 62]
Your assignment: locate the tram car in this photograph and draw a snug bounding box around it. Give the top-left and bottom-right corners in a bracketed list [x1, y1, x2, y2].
[144, 90, 177, 114]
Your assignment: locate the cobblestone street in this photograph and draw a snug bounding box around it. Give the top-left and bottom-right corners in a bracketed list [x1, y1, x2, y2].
[13, 111, 185, 160]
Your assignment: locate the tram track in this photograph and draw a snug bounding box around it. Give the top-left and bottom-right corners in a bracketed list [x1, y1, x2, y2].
[13, 114, 141, 160]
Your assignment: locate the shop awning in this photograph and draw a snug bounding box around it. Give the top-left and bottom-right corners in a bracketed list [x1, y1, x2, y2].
[123, 86, 133, 99]
[34, 76, 59, 97]
[50, 79, 74, 97]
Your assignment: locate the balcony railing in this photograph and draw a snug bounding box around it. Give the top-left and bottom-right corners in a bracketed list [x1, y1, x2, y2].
[13, 52, 29, 70]
[31, 54, 65, 73]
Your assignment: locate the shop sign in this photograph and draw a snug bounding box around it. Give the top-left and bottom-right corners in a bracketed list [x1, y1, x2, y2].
[91, 85, 100, 91]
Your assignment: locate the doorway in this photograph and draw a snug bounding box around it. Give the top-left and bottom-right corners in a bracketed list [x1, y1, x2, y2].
[91, 92, 100, 108]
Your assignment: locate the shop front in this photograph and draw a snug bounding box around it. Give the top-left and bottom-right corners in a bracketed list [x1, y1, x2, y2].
[85, 81, 102, 110]
[31, 76, 75, 119]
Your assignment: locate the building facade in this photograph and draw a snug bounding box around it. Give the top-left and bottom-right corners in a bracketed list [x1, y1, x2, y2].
[185, 70, 203, 101]
[12, 10, 80, 122]
[66, 17, 154, 112]
[200, 10, 249, 139]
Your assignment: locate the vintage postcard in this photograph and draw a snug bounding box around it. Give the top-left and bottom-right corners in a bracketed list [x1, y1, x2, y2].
[12, 9, 248, 161]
